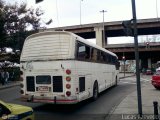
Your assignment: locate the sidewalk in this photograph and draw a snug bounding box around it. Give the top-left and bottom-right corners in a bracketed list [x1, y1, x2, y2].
[108, 77, 160, 120]
[119, 73, 135, 79]
[0, 81, 20, 90]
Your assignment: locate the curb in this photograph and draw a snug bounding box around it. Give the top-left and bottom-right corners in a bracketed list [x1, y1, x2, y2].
[119, 74, 135, 79]
[0, 82, 20, 90]
[108, 80, 153, 120]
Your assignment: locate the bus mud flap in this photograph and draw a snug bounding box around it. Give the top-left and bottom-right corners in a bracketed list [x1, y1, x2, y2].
[54, 96, 57, 104]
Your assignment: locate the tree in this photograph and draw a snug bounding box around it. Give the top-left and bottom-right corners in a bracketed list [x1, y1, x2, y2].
[0, 0, 52, 51]
[0, 0, 7, 48]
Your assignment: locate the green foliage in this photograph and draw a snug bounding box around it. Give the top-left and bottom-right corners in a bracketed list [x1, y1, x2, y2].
[0, 0, 52, 51]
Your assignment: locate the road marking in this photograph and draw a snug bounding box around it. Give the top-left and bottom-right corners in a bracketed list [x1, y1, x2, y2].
[120, 82, 136, 84]
[120, 77, 151, 84]
[140, 78, 151, 81]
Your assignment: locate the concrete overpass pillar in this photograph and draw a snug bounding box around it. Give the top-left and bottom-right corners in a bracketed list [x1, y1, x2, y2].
[94, 27, 103, 47]
[148, 58, 152, 69]
[139, 59, 142, 70]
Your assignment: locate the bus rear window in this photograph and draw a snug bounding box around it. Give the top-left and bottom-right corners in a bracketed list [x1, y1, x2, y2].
[36, 76, 51, 84]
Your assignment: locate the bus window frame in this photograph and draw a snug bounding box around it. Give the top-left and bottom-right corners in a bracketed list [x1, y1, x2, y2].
[75, 41, 118, 65]
[76, 41, 91, 61]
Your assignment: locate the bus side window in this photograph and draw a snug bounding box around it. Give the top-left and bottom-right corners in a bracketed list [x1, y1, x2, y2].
[105, 54, 110, 64]
[77, 43, 86, 60]
[97, 50, 101, 62]
[77, 42, 90, 61]
[85, 46, 90, 60]
[108, 54, 112, 64]
[116, 61, 120, 70]
[100, 52, 106, 62]
[91, 48, 97, 62]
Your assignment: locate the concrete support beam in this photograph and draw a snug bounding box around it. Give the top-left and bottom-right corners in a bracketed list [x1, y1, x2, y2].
[148, 58, 151, 68]
[94, 27, 103, 47]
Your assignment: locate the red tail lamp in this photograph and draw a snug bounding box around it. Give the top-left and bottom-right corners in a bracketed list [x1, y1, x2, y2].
[66, 84, 71, 89]
[66, 76, 71, 81]
[66, 91, 71, 96]
[66, 69, 71, 75]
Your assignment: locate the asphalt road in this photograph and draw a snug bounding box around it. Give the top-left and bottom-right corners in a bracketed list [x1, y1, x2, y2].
[0, 77, 141, 120]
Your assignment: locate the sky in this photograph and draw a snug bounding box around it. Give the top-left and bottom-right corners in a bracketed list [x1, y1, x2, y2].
[5, 0, 160, 44]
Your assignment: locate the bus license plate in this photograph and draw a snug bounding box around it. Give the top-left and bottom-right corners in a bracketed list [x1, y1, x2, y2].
[38, 86, 49, 92]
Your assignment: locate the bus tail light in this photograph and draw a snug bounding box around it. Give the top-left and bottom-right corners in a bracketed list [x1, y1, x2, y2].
[20, 83, 24, 88]
[19, 77, 23, 81]
[20, 90, 24, 94]
[66, 84, 71, 89]
[66, 69, 71, 75]
[66, 76, 71, 81]
[66, 91, 71, 96]
[20, 71, 23, 75]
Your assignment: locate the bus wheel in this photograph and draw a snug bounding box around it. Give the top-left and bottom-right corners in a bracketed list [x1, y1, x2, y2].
[115, 77, 118, 86]
[92, 82, 98, 101]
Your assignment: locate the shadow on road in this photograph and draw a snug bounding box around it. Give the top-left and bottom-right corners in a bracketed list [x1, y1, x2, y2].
[33, 96, 97, 114]
[32, 84, 136, 120]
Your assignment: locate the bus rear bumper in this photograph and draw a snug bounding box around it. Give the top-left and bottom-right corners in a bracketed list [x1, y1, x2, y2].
[21, 95, 78, 104]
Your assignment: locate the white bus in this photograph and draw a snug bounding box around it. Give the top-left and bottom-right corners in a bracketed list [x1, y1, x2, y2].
[20, 31, 119, 104]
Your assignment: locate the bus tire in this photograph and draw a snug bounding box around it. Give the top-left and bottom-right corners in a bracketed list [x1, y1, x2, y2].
[92, 81, 99, 101]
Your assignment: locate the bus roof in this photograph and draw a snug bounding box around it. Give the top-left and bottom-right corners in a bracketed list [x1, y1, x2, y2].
[26, 31, 117, 58]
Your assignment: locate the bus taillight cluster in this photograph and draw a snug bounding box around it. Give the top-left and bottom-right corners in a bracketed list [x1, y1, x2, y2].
[20, 70, 24, 94]
[66, 69, 71, 96]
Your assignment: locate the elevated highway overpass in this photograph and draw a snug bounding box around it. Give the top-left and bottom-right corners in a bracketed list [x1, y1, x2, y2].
[42, 18, 160, 69]
[43, 18, 160, 47]
[106, 42, 160, 69]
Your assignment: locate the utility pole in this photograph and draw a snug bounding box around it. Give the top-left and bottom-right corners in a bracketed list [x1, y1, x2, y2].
[80, 0, 84, 25]
[156, 0, 159, 19]
[100, 10, 107, 47]
[122, 55, 126, 77]
[131, 0, 143, 117]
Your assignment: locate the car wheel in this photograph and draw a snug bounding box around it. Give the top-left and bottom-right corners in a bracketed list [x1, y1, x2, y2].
[155, 86, 160, 90]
